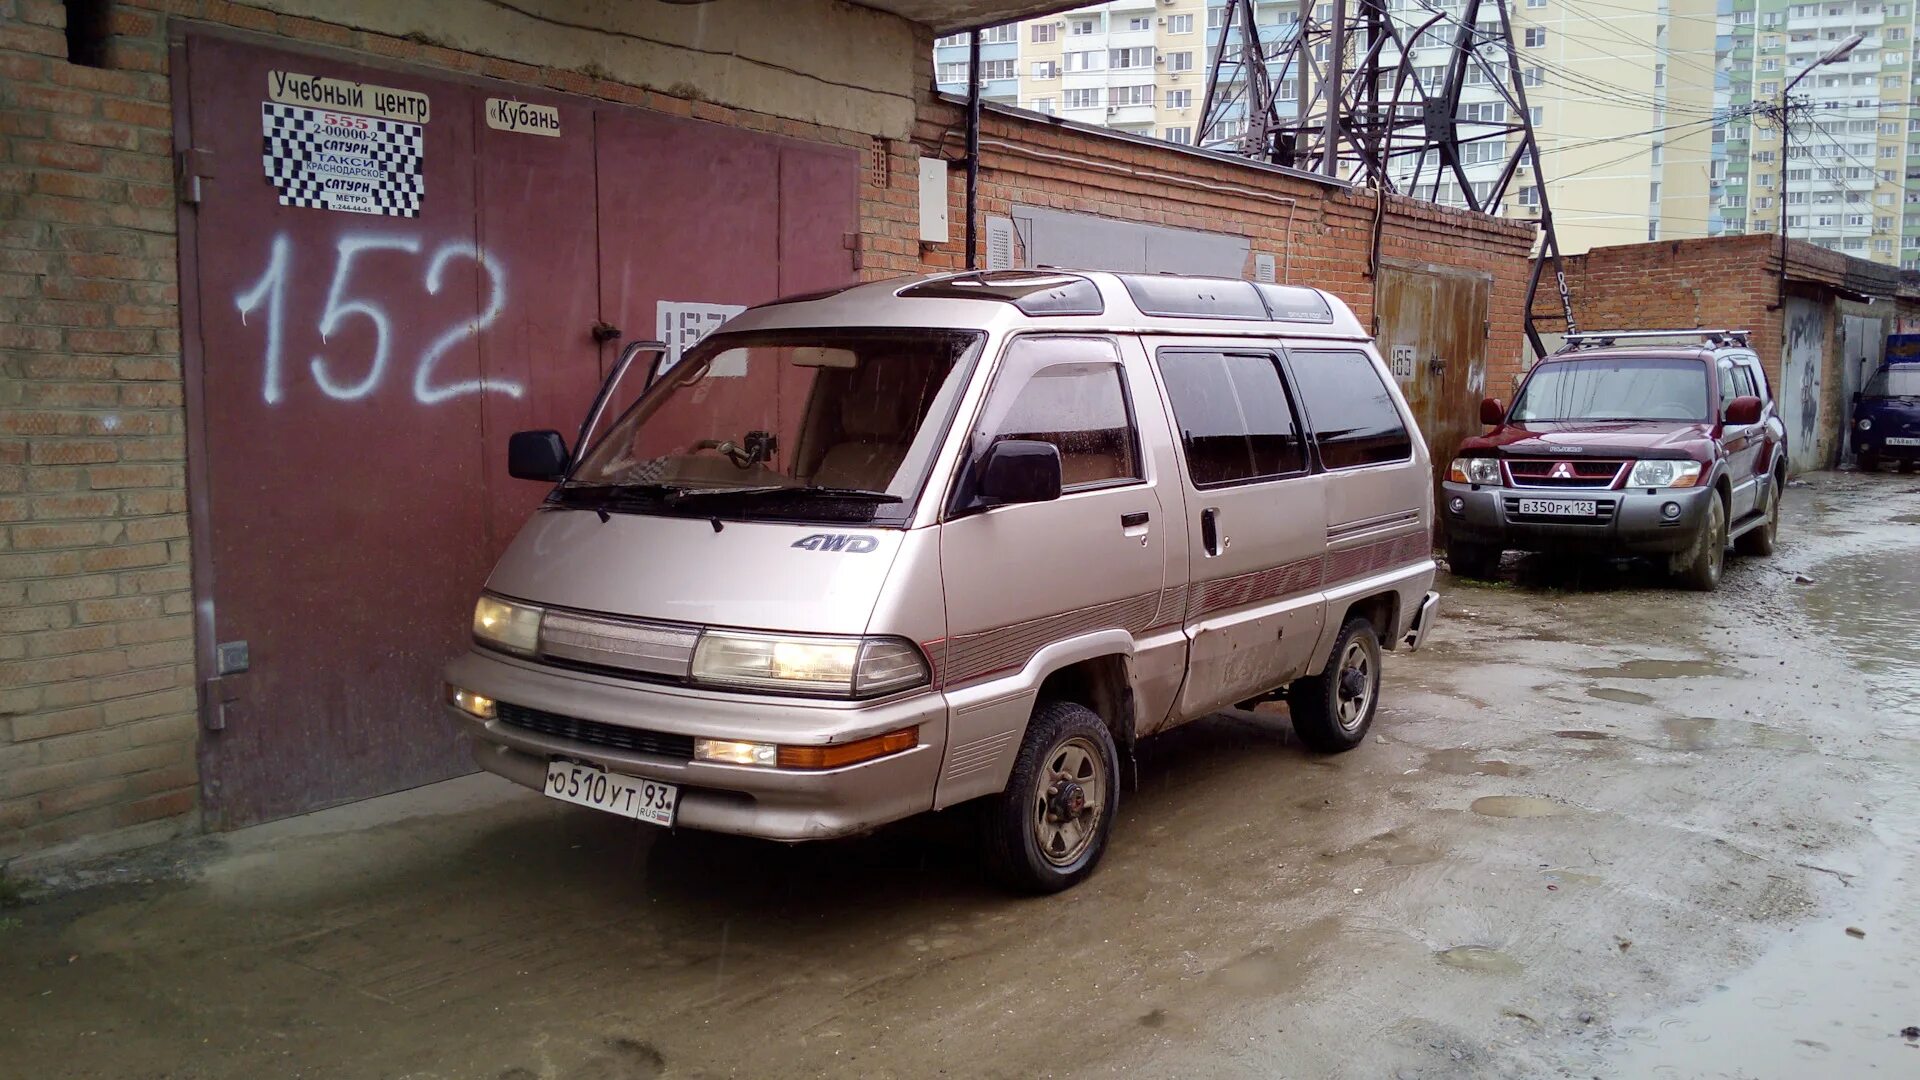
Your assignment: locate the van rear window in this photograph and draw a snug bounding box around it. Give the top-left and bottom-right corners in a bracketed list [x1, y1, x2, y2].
[1285, 350, 1413, 469]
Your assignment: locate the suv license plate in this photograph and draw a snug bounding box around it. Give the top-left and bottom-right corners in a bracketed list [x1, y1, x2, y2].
[544, 760, 676, 826]
[1518, 498, 1597, 517]
[1886, 436, 1920, 447]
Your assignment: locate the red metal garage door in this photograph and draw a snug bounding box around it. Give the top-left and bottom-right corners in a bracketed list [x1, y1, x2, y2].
[176, 29, 861, 828]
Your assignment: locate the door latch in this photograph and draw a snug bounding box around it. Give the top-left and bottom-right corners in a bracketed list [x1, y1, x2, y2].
[590, 321, 623, 343]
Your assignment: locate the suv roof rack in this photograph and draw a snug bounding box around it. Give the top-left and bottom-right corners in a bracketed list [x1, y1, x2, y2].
[1559, 329, 1750, 351]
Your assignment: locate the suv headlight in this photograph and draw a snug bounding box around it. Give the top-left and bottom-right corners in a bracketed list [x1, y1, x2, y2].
[1626, 459, 1703, 489]
[473, 594, 543, 656]
[1448, 457, 1502, 485]
[691, 632, 930, 698]
[1857, 417, 1873, 431]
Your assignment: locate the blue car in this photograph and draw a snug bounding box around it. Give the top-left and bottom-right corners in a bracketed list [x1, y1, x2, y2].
[1853, 361, 1920, 472]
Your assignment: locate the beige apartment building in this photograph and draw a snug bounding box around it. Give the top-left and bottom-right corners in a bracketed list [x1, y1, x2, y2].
[935, 0, 1724, 254]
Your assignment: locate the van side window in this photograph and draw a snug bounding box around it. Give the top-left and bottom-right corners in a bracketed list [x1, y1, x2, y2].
[989, 338, 1140, 489]
[1155, 349, 1306, 486]
[1285, 350, 1413, 469]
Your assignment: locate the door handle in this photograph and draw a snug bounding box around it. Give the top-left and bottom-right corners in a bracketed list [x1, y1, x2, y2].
[1200, 507, 1225, 556]
[1121, 511, 1150, 528]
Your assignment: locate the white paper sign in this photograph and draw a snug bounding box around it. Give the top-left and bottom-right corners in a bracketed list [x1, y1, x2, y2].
[1390, 345, 1416, 382]
[656, 302, 747, 374]
[261, 103, 424, 217]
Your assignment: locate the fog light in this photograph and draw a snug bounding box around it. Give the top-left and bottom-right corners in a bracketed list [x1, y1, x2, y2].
[1448, 496, 1466, 514]
[1661, 501, 1681, 521]
[445, 684, 496, 719]
[694, 738, 779, 767]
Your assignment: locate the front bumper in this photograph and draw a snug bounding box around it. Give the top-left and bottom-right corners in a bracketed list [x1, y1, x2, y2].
[1441, 482, 1713, 555]
[1855, 433, 1920, 460]
[444, 649, 947, 841]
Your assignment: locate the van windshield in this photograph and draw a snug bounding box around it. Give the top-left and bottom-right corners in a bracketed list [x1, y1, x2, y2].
[1509, 357, 1710, 423]
[1863, 364, 1920, 398]
[560, 328, 984, 523]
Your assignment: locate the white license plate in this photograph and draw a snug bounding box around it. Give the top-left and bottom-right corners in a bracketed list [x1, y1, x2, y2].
[1887, 436, 1920, 447]
[544, 760, 676, 826]
[1518, 498, 1597, 517]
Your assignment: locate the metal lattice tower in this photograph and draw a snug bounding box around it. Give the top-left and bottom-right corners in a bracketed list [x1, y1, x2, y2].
[1198, 0, 1575, 355]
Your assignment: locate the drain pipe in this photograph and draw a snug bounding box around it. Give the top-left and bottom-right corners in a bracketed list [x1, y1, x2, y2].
[965, 28, 982, 270]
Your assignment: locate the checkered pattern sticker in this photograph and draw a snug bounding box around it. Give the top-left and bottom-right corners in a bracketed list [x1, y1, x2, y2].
[260, 102, 424, 217]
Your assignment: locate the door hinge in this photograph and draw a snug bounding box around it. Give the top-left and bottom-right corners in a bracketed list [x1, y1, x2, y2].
[176, 147, 215, 205]
[201, 674, 241, 731]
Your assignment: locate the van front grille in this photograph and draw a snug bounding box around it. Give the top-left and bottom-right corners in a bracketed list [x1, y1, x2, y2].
[495, 702, 695, 760]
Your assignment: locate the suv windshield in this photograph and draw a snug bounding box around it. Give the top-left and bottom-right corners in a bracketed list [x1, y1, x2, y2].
[1863, 365, 1920, 398]
[1510, 356, 1710, 422]
[561, 327, 983, 523]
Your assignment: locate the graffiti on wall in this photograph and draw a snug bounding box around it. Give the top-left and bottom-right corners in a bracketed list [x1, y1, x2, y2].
[233, 231, 522, 405]
[1782, 297, 1825, 472]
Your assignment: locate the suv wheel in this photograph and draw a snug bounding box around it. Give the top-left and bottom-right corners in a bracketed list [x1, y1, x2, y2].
[1734, 475, 1781, 557]
[1446, 541, 1501, 581]
[1858, 451, 1880, 473]
[1286, 618, 1382, 753]
[982, 700, 1119, 894]
[1675, 493, 1726, 591]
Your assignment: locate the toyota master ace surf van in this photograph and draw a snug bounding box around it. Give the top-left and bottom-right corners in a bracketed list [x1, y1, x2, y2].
[443, 269, 1440, 892]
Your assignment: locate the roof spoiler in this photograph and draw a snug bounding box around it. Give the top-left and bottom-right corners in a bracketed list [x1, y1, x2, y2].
[1558, 329, 1750, 352]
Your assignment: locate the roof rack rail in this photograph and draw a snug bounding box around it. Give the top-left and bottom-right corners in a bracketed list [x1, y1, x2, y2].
[1559, 329, 1750, 351]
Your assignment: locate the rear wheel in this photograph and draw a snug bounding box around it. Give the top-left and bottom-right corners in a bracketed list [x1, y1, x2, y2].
[1734, 475, 1781, 557]
[1286, 618, 1383, 754]
[1675, 493, 1726, 591]
[1446, 541, 1501, 581]
[982, 700, 1118, 894]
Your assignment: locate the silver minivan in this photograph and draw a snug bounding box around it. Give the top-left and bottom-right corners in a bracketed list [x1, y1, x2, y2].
[443, 270, 1439, 892]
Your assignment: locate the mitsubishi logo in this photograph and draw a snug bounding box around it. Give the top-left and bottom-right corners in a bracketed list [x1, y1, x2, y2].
[1549, 461, 1577, 479]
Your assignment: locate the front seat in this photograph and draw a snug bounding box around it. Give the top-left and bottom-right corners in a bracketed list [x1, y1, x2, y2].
[811, 365, 918, 491]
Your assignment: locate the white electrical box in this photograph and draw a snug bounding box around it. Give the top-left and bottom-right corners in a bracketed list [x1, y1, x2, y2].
[918, 158, 949, 243]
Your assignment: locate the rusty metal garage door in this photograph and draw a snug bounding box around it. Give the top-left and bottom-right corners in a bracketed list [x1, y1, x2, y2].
[175, 28, 860, 828]
[1373, 260, 1490, 540]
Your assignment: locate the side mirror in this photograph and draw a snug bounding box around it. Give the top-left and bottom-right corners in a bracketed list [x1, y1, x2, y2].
[975, 439, 1062, 507]
[1725, 395, 1763, 426]
[1479, 397, 1505, 426]
[507, 430, 569, 481]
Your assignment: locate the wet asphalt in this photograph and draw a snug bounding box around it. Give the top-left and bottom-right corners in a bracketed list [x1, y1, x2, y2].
[1, 470, 1917, 1079]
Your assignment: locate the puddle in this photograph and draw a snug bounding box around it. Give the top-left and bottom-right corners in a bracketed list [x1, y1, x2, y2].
[1796, 548, 1920, 717]
[1435, 945, 1522, 974]
[1208, 946, 1314, 995]
[1553, 730, 1614, 741]
[1471, 795, 1577, 818]
[1540, 868, 1605, 888]
[1890, 513, 1920, 524]
[1320, 829, 1445, 868]
[1587, 687, 1655, 706]
[1422, 748, 1520, 776]
[1654, 717, 1816, 753]
[1577, 659, 1728, 680]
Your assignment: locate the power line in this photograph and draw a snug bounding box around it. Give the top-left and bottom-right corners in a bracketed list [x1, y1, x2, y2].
[1547, 0, 1726, 84]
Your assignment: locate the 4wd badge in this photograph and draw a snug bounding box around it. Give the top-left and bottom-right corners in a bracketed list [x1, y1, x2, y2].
[792, 533, 878, 553]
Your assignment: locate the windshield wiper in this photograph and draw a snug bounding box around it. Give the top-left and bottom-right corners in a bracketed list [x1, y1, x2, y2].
[665, 485, 902, 505]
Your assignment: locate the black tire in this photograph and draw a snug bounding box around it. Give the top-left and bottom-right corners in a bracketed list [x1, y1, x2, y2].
[1675, 493, 1727, 591]
[982, 700, 1119, 894]
[1447, 541, 1501, 581]
[1901, 459, 1917, 475]
[1858, 451, 1880, 473]
[1734, 475, 1781, 557]
[1286, 618, 1383, 754]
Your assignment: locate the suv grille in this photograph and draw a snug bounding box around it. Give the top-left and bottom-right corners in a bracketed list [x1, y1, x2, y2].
[495, 701, 695, 760]
[1504, 458, 1626, 489]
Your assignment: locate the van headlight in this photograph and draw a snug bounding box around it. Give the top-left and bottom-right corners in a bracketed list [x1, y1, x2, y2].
[473, 594, 543, 656]
[1448, 457, 1501, 485]
[691, 632, 930, 698]
[1626, 459, 1703, 489]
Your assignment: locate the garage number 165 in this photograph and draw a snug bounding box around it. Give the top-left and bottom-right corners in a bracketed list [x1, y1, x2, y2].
[233, 232, 523, 406]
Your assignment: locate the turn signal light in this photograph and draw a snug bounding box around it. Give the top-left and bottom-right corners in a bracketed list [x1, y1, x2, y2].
[776, 728, 918, 770]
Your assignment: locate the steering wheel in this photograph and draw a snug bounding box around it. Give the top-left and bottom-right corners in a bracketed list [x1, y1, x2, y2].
[693, 438, 755, 469]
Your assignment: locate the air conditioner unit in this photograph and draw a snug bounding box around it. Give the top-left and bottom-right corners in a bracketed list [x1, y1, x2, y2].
[1170, 72, 1181, 81]
[1108, 106, 1122, 115]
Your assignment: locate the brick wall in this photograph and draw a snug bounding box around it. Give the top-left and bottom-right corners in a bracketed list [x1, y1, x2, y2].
[1, 0, 1536, 866]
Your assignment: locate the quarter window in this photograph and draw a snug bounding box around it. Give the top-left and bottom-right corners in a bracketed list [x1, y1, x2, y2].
[1285, 350, 1414, 469]
[987, 338, 1140, 489]
[1155, 350, 1307, 487]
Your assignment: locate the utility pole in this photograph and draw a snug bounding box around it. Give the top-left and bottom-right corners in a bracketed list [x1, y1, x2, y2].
[1775, 32, 1863, 308]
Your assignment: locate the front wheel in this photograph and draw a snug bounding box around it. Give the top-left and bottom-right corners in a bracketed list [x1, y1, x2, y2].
[1674, 494, 1726, 591]
[1447, 541, 1502, 581]
[1286, 618, 1383, 753]
[1734, 475, 1781, 557]
[982, 700, 1119, 894]
[1857, 451, 1880, 473]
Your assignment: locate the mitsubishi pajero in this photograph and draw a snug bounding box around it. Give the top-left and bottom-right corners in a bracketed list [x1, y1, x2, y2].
[442, 270, 1439, 892]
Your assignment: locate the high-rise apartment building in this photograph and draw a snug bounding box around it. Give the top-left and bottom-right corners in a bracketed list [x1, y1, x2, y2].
[934, 0, 1732, 254]
[1709, 0, 1916, 268]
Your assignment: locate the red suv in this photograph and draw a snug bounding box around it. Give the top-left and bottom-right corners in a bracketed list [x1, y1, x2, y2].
[1440, 330, 1787, 591]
